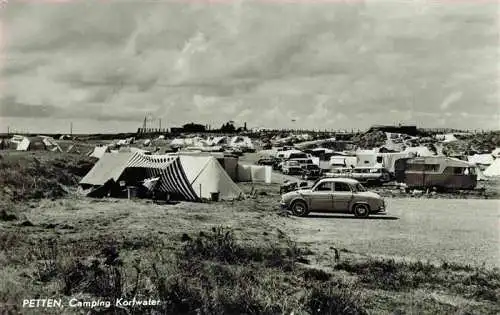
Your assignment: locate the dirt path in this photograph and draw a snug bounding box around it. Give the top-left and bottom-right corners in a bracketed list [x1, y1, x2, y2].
[273, 198, 500, 268]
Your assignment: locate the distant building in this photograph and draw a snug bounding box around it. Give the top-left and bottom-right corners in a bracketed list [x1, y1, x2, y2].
[368, 125, 418, 136]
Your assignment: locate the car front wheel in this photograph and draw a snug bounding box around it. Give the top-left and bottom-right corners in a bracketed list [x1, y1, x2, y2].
[353, 204, 370, 218]
[291, 200, 309, 217]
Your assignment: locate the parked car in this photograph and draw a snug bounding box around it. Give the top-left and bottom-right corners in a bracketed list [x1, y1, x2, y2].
[279, 181, 309, 194]
[282, 160, 303, 175]
[280, 178, 386, 217]
[325, 166, 391, 186]
[257, 157, 275, 166]
[301, 164, 322, 180]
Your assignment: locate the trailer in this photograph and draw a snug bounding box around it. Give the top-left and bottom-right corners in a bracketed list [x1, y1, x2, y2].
[402, 156, 477, 190]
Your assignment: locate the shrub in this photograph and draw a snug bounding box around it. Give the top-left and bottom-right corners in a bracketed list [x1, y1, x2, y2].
[306, 283, 367, 315]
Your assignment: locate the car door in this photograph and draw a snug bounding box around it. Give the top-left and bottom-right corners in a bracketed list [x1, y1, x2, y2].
[333, 182, 354, 212]
[309, 181, 334, 211]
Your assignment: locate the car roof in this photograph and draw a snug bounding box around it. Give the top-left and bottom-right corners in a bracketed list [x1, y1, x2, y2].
[319, 177, 360, 184]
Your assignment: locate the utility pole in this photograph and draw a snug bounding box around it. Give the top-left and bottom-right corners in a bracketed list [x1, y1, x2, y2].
[70, 122, 73, 137]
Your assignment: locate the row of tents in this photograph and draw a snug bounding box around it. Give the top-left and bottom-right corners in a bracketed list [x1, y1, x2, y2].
[0, 135, 63, 152]
[167, 136, 255, 152]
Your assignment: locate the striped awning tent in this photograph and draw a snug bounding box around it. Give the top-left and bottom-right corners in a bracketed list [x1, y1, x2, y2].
[80, 152, 243, 201]
[123, 153, 199, 201]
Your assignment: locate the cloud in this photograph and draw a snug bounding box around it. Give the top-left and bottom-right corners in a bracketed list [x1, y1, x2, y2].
[0, 96, 58, 117]
[0, 1, 498, 133]
[439, 91, 464, 110]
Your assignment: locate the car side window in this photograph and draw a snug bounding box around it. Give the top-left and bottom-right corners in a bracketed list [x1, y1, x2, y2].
[315, 182, 333, 192]
[335, 182, 352, 192]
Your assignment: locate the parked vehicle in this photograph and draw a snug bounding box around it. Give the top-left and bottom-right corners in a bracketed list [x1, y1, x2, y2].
[280, 178, 386, 217]
[279, 181, 309, 194]
[301, 164, 322, 180]
[257, 157, 275, 166]
[282, 160, 303, 175]
[400, 156, 478, 190]
[325, 166, 391, 186]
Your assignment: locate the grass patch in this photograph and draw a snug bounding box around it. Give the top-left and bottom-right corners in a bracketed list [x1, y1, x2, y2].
[335, 258, 500, 303]
[2, 227, 499, 314]
[0, 153, 96, 202]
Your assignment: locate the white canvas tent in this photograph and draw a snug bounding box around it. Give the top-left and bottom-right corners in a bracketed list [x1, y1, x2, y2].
[379, 152, 411, 173]
[356, 149, 379, 167]
[89, 145, 111, 159]
[491, 148, 500, 158]
[13, 136, 62, 152]
[442, 134, 458, 143]
[467, 154, 494, 168]
[179, 155, 243, 200]
[229, 136, 254, 151]
[330, 155, 357, 168]
[80, 152, 243, 201]
[483, 158, 500, 177]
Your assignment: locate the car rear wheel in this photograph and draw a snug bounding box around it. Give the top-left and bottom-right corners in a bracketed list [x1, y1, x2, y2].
[353, 204, 370, 218]
[291, 200, 309, 217]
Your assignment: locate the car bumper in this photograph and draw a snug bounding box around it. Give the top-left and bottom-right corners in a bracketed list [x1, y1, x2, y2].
[280, 202, 289, 210]
[374, 202, 387, 214]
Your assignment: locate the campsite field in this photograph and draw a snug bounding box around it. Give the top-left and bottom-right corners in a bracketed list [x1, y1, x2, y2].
[1, 151, 499, 314]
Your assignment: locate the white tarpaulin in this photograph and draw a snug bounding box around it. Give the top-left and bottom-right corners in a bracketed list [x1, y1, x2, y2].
[484, 158, 500, 177]
[468, 154, 494, 166]
[237, 164, 272, 184]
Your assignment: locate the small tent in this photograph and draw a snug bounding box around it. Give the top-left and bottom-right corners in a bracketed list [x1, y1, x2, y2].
[491, 148, 500, 158]
[442, 134, 458, 143]
[379, 152, 411, 173]
[467, 154, 494, 169]
[89, 145, 111, 159]
[180, 155, 243, 200]
[14, 136, 61, 151]
[356, 149, 379, 167]
[483, 158, 500, 177]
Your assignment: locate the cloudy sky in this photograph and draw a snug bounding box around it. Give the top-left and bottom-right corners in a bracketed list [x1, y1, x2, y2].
[0, 0, 499, 134]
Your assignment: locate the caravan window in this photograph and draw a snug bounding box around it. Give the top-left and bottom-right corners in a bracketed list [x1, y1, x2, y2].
[289, 153, 308, 159]
[466, 168, 476, 175]
[407, 164, 425, 172]
[424, 164, 439, 172]
[376, 156, 383, 163]
[452, 167, 465, 175]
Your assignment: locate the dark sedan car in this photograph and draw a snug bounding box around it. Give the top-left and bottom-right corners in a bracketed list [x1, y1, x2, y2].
[257, 158, 276, 166]
[301, 164, 322, 180]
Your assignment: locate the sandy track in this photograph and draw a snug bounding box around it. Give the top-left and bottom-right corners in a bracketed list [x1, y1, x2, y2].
[277, 198, 500, 268]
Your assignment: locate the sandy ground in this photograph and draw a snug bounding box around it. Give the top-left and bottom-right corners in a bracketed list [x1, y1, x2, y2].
[276, 198, 500, 268]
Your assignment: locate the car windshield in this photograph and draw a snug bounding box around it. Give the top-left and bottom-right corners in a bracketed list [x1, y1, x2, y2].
[311, 178, 322, 187]
[354, 183, 367, 192]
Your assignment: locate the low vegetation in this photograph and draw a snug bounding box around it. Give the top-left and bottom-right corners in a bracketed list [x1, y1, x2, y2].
[1, 225, 498, 314]
[0, 152, 95, 202]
